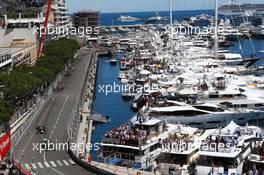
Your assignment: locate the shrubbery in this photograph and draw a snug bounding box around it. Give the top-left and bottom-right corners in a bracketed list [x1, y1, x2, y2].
[0, 38, 79, 125]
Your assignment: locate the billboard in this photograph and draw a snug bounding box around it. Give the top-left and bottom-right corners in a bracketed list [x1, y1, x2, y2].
[0, 131, 11, 161]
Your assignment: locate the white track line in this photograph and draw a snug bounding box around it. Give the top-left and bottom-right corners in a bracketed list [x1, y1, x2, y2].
[62, 160, 69, 166]
[56, 160, 63, 167]
[37, 162, 44, 168]
[49, 95, 68, 140]
[44, 162, 50, 168]
[50, 161, 57, 167]
[31, 163, 37, 169]
[68, 159, 76, 165]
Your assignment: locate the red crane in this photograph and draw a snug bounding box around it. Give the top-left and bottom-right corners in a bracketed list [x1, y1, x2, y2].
[37, 0, 53, 59]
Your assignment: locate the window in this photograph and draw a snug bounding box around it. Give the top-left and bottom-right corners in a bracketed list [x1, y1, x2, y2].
[256, 104, 264, 107]
[241, 104, 247, 108]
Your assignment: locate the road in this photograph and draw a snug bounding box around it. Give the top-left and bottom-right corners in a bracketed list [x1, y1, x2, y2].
[13, 48, 94, 175]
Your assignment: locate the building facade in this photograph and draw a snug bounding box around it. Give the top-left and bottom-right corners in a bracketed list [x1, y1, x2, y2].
[45, 0, 70, 37]
[73, 10, 100, 28]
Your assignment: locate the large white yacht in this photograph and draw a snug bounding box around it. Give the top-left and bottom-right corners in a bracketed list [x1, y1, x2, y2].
[196, 121, 264, 175]
[117, 15, 141, 22]
[100, 116, 201, 173]
[143, 100, 264, 129]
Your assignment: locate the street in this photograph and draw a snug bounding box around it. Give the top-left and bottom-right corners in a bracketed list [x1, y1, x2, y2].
[13, 48, 94, 175]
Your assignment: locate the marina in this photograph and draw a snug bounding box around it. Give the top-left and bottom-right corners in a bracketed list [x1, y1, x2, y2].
[89, 1, 264, 174]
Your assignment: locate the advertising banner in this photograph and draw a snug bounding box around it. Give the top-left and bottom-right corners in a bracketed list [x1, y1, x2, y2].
[0, 131, 11, 161]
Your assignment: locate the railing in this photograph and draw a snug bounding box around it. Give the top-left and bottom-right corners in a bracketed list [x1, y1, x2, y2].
[102, 137, 146, 147]
[68, 142, 115, 175]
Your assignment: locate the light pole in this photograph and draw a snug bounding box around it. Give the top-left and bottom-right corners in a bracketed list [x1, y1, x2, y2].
[169, 0, 173, 35]
[215, 0, 218, 60]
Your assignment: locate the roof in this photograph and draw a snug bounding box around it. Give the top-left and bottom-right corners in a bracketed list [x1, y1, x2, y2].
[6, 18, 44, 24]
[0, 28, 37, 46]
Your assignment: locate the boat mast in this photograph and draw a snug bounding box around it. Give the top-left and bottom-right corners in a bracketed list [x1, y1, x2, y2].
[170, 0, 173, 35]
[215, 0, 218, 59]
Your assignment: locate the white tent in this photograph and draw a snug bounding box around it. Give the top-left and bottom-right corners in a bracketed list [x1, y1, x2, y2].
[221, 120, 240, 134]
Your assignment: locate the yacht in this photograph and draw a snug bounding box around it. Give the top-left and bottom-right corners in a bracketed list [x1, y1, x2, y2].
[159, 73, 264, 110]
[143, 99, 264, 129]
[145, 12, 168, 24]
[158, 125, 202, 175]
[218, 0, 264, 16]
[251, 25, 264, 38]
[196, 121, 264, 175]
[244, 140, 264, 174]
[100, 117, 167, 172]
[100, 116, 201, 173]
[217, 20, 243, 40]
[117, 15, 140, 22]
[189, 14, 214, 27]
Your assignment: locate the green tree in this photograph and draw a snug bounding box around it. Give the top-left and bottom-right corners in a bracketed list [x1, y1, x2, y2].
[0, 99, 13, 124]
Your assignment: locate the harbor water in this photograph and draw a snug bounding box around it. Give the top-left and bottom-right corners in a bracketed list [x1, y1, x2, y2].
[91, 11, 264, 158]
[91, 40, 264, 156]
[91, 53, 135, 158]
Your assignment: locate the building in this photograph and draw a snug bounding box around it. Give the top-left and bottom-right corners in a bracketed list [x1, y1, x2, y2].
[3, 13, 45, 28]
[0, 16, 42, 69]
[0, 33, 38, 69]
[0, 50, 12, 69]
[44, 0, 70, 38]
[73, 10, 100, 28]
[0, 41, 38, 69]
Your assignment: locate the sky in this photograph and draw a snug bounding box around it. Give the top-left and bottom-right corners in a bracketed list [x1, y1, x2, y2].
[66, 0, 264, 13]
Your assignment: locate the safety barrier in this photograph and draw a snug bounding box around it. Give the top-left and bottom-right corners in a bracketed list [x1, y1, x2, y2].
[68, 146, 115, 175]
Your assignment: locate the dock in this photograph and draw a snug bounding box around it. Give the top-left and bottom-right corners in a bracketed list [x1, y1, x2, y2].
[91, 111, 110, 124]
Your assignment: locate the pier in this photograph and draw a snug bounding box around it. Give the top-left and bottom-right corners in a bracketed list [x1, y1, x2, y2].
[76, 48, 99, 158]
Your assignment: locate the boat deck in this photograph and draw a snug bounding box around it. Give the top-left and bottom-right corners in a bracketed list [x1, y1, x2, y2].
[91, 161, 160, 175]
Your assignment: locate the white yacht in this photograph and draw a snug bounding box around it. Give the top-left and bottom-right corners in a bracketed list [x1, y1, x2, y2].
[245, 140, 264, 174]
[145, 12, 168, 24]
[158, 125, 202, 175]
[196, 121, 264, 175]
[100, 116, 202, 173]
[208, 19, 244, 40]
[143, 100, 264, 129]
[251, 25, 264, 38]
[117, 15, 140, 22]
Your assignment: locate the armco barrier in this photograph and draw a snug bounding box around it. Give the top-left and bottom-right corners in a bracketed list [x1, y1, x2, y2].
[68, 146, 115, 175]
[13, 160, 32, 175]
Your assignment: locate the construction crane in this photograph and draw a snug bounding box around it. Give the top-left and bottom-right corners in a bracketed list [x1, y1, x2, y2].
[37, 0, 52, 59]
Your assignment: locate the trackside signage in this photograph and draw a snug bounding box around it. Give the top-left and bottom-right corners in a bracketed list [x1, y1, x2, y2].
[0, 131, 11, 161]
